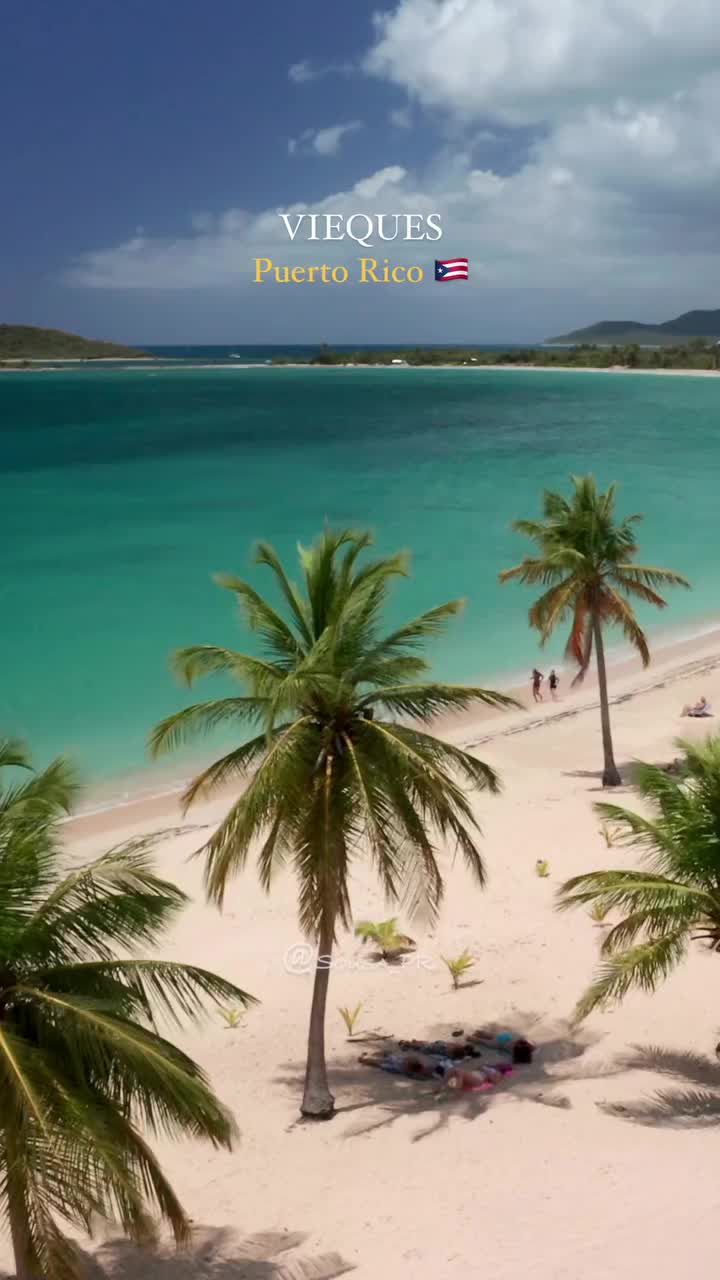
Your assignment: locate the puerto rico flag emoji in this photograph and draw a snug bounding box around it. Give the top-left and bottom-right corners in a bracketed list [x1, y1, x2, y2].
[435, 257, 469, 281]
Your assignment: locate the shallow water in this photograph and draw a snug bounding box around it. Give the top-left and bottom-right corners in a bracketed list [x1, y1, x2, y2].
[2, 364, 717, 788]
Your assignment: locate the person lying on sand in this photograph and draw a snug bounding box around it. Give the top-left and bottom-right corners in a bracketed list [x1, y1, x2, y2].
[398, 1038, 482, 1060]
[466, 1032, 535, 1064]
[359, 1052, 513, 1092]
[393, 1033, 535, 1065]
[359, 1051, 440, 1078]
[445, 1063, 514, 1092]
[683, 696, 713, 717]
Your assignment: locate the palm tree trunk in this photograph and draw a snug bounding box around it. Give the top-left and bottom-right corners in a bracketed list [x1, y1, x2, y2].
[300, 915, 336, 1120]
[7, 1149, 36, 1280]
[10, 1215, 36, 1280]
[592, 610, 622, 786]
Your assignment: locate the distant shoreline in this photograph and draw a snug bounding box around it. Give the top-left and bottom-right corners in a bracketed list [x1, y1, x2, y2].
[2, 361, 720, 378]
[266, 363, 720, 378]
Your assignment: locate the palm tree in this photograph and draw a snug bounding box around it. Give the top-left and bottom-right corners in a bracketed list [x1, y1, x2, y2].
[557, 738, 720, 1020]
[0, 740, 254, 1280]
[499, 475, 689, 785]
[150, 528, 516, 1119]
[354, 917, 415, 961]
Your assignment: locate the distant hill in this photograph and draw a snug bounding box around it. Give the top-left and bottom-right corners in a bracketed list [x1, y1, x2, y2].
[657, 310, 720, 337]
[547, 309, 720, 346]
[0, 325, 148, 360]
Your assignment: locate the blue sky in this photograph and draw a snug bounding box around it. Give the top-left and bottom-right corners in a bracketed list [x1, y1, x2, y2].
[3, 0, 720, 343]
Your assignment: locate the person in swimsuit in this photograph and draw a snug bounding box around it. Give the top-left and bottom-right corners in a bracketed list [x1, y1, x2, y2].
[548, 669, 559, 700]
[359, 1051, 436, 1078]
[446, 1062, 514, 1092]
[532, 669, 544, 702]
[684, 696, 713, 717]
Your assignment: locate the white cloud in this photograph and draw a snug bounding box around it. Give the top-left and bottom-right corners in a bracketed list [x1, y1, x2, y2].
[288, 61, 315, 84]
[67, 3, 720, 320]
[288, 121, 363, 157]
[288, 59, 354, 84]
[313, 121, 362, 156]
[353, 165, 406, 199]
[389, 106, 412, 128]
[364, 0, 720, 125]
[66, 111, 720, 299]
[467, 169, 504, 197]
[67, 167, 419, 289]
[546, 81, 720, 203]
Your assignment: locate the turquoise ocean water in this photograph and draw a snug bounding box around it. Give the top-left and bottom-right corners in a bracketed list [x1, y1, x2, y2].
[2, 364, 718, 800]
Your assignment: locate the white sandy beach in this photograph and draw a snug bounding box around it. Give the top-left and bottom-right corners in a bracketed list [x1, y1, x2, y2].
[9, 632, 720, 1279]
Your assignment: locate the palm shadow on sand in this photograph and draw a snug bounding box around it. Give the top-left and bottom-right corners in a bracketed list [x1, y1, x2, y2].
[563, 755, 693, 792]
[276, 1013, 622, 1143]
[561, 762, 638, 791]
[599, 1044, 720, 1127]
[77, 1226, 354, 1280]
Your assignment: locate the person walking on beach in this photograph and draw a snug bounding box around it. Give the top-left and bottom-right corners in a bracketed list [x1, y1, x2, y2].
[532, 668, 544, 702]
[549, 669, 559, 700]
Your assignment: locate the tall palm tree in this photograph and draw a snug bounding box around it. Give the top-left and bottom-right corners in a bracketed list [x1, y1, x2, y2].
[0, 740, 254, 1280]
[150, 528, 516, 1119]
[499, 475, 689, 785]
[558, 738, 720, 1020]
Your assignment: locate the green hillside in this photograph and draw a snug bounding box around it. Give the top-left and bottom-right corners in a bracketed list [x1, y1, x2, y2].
[659, 310, 720, 337]
[0, 325, 148, 360]
[547, 309, 720, 346]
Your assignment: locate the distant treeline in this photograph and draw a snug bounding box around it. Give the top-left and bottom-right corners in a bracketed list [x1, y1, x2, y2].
[272, 339, 720, 370]
[0, 324, 147, 361]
